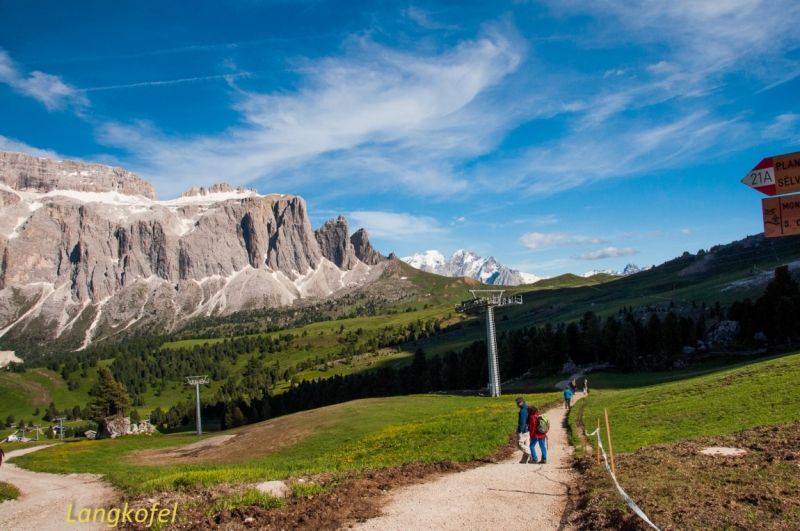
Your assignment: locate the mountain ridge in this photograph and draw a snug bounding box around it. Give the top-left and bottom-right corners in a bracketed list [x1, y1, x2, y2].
[401, 249, 542, 286]
[0, 150, 386, 350]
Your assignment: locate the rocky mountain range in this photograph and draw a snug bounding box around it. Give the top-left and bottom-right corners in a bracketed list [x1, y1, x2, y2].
[401, 250, 541, 286]
[581, 264, 652, 278]
[0, 150, 386, 350]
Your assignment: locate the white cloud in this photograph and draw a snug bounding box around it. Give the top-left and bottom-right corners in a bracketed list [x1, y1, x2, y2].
[520, 232, 609, 250]
[764, 113, 800, 143]
[0, 135, 62, 159]
[403, 6, 459, 30]
[554, 0, 800, 78]
[619, 231, 663, 239]
[347, 211, 446, 240]
[505, 111, 744, 197]
[681, 228, 691, 234]
[0, 50, 87, 111]
[82, 72, 250, 92]
[98, 24, 525, 198]
[572, 247, 638, 260]
[603, 69, 625, 78]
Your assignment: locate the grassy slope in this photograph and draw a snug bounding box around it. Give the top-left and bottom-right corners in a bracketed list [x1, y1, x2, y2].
[4, 234, 799, 428]
[574, 351, 800, 453]
[11, 392, 560, 493]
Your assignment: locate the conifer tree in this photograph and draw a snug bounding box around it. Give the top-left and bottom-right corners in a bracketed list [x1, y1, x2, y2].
[89, 367, 130, 419]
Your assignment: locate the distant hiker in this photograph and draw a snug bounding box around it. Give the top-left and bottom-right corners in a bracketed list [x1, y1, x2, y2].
[515, 397, 532, 464]
[583, 378, 589, 395]
[564, 387, 573, 410]
[527, 406, 549, 464]
[570, 379, 577, 393]
[0, 445, 4, 467]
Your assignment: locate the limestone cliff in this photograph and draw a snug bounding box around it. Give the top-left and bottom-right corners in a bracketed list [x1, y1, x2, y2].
[0, 151, 157, 199]
[350, 228, 385, 265]
[315, 215, 358, 270]
[0, 151, 382, 350]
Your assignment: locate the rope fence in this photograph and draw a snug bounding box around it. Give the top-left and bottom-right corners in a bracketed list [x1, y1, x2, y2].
[585, 422, 662, 531]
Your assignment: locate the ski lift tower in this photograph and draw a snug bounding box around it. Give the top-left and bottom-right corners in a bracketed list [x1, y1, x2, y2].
[185, 375, 209, 436]
[455, 290, 522, 397]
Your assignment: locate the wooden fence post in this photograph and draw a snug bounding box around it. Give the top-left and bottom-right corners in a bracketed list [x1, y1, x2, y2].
[604, 408, 615, 476]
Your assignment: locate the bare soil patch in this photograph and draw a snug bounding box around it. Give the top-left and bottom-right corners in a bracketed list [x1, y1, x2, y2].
[571, 421, 800, 530]
[136, 409, 327, 465]
[118, 438, 516, 531]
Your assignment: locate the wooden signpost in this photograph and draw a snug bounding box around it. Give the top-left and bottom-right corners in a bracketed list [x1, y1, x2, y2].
[762, 194, 800, 237]
[741, 151, 800, 197]
[742, 151, 800, 238]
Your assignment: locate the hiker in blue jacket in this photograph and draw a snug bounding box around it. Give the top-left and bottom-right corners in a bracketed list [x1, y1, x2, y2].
[564, 387, 573, 410]
[514, 396, 532, 464]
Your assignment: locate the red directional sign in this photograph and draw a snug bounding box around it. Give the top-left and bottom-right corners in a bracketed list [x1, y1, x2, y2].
[742, 151, 800, 196]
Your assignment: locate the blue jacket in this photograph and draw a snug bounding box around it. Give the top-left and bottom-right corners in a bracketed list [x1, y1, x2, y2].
[564, 388, 573, 400]
[517, 403, 529, 433]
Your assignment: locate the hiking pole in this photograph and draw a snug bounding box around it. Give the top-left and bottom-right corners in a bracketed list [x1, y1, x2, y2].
[597, 418, 601, 465]
[604, 408, 615, 476]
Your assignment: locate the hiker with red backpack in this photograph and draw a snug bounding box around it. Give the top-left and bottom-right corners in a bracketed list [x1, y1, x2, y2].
[527, 405, 549, 464]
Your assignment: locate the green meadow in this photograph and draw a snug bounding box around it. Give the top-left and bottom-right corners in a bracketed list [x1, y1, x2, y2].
[572, 351, 800, 453]
[10, 392, 560, 494]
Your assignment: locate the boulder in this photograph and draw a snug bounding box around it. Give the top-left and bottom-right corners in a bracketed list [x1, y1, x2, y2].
[705, 320, 740, 348]
[98, 415, 130, 439]
[255, 481, 291, 498]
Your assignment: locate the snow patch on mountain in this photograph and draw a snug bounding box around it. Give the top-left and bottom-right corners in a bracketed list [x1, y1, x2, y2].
[401, 250, 542, 286]
[581, 263, 652, 278]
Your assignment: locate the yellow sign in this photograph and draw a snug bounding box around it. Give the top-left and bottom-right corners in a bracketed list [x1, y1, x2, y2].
[763, 193, 800, 238]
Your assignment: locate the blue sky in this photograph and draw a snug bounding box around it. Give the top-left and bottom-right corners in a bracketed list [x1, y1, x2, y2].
[1, 1, 799, 277]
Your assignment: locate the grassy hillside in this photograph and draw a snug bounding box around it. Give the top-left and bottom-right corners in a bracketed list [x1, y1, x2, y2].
[11, 392, 560, 493]
[527, 273, 618, 289]
[4, 233, 799, 433]
[573, 351, 800, 453]
[568, 352, 800, 530]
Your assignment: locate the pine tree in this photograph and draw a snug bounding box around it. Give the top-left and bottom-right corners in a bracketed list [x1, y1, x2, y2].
[89, 367, 131, 420]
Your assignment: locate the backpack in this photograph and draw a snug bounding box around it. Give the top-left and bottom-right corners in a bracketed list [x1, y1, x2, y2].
[534, 414, 550, 435]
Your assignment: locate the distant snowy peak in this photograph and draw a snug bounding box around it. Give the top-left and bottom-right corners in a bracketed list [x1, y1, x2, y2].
[404, 250, 447, 270]
[401, 249, 542, 286]
[582, 263, 652, 278]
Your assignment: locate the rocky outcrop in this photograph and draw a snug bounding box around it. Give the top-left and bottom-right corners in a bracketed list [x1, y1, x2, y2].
[98, 415, 156, 438]
[350, 228, 385, 265]
[180, 182, 257, 197]
[0, 151, 156, 199]
[0, 151, 385, 350]
[315, 215, 358, 270]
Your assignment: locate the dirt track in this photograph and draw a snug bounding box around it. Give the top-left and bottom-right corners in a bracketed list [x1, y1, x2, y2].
[352, 393, 584, 531]
[0, 445, 118, 531]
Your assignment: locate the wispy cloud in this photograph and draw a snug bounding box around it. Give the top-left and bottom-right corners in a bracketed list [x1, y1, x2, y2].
[347, 211, 446, 240]
[0, 135, 63, 159]
[619, 231, 663, 240]
[403, 6, 459, 30]
[572, 247, 638, 260]
[97, 23, 525, 197]
[510, 112, 743, 197]
[81, 72, 251, 92]
[0, 50, 87, 111]
[520, 232, 609, 250]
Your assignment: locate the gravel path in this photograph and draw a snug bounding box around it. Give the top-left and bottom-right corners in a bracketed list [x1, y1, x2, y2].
[352, 395, 583, 531]
[0, 445, 118, 531]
